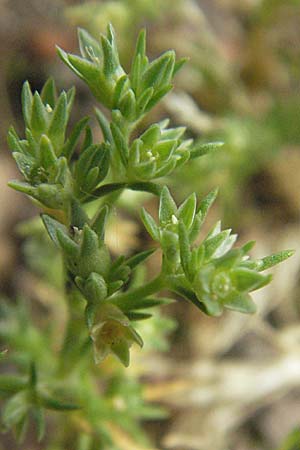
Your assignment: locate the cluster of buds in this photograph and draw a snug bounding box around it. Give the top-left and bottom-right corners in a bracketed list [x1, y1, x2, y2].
[141, 187, 293, 316]
[57, 25, 183, 121]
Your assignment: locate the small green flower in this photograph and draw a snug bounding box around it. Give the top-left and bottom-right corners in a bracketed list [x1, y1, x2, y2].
[90, 304, 143, 367]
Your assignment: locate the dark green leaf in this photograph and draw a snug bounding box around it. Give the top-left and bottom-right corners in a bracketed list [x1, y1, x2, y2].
[126, 248, 156, 269]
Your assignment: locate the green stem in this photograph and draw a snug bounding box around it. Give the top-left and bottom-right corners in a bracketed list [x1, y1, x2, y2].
[107, 274, 166, 310]
[58, 276, 86, 376]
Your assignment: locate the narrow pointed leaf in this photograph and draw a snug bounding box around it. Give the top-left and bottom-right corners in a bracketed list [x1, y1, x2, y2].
[21, 81, 33, 128]
[178, 193, 196, 229]
[41, 78, 56, 108]
[190, 141, 224, 159]
[159, 186, 177, 224]
[257, 250, 295, 271]
[125, 248, 156, 269]
[41, 214, 68, 246]
[141, 208, 159, 241]
[48, 92, 68, 150]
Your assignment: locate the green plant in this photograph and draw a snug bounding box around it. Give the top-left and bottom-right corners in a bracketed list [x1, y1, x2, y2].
[1, 24, 293, 447]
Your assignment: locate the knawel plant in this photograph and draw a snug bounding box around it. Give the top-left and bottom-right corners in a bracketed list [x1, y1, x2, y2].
[1, 24, 294, 448]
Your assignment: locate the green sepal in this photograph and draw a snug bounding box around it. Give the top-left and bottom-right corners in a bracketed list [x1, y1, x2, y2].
[222, 292, 257, 314]
[199, 294, 223, 317]
[140, 208, 159, 241]
[231, 268, 272, 292]
[159, 186, 177, 224]
[110, 339, 130, 367]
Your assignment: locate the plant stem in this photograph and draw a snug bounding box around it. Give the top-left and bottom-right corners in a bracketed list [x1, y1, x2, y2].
[58, 275, 86, 376]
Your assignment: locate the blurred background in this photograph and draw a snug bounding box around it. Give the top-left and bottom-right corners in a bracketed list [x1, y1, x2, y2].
[1, 0, 300, 449]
